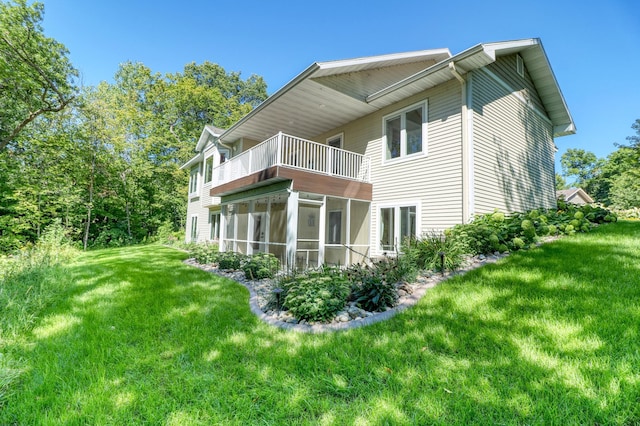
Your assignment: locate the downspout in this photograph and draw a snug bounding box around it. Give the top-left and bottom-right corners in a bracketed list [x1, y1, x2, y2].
[448, 62, 473, 224]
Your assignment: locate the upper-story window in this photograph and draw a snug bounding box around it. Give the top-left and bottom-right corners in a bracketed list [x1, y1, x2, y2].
[383, 101, 427, 162]
[204, 156, 213, 184]
[189, 165, 199, 194]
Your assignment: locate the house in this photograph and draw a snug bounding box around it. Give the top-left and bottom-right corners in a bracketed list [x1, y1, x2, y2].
[182, 38, 575, 269]
[557, 188, 593, 205]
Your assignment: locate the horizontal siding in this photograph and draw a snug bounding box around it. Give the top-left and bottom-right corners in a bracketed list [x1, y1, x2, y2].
[472, 69, 555, 215]
[486, 55, 545, 114]
[315, 79, 464, 256]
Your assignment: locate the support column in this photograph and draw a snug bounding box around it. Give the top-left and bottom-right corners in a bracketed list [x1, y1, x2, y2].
[318, 195, 326, 266]
[286, 191, 299, 269]
[219, 205, 227, 252]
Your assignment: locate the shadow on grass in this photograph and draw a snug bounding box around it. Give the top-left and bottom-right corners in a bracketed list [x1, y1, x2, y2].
[2, 224, 639, 424]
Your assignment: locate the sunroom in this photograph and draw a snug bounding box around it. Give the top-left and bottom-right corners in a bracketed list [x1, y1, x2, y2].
[219, 188, 371, 270]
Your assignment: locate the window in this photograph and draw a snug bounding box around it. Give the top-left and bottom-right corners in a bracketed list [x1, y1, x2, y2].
[204, 156, 213, 183]
[516, 54, 524, 78]
[383, 102, 427, 161]
[189, 166, 199, 194]
[219, 148, 230, 164]
[327, 211, 342, 244]
[209, 212, 220, 240]
[379, 204, 417, 251]
[190, 215, 198, 241]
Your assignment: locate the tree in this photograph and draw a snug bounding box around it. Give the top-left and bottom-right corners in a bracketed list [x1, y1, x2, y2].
[560, 148, 600, 186]
[0, 0, 78, 150]
[555, 173, 567, 190]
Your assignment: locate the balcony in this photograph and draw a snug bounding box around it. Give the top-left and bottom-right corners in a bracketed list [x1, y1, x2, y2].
[211, 132, 372, 200]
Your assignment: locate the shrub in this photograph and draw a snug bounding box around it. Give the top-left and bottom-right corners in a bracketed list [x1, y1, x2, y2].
[217, 251, 245, 270]
[282, 267, 350, 322]
[403, 232, 465, 272]
[242, 252, 280, 280]
[511, 237, 526, 250]
[347, 262, 399, 312]
[189, 243, 218, 264]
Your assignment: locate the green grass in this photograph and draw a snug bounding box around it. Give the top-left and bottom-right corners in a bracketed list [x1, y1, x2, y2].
[1, 222, 639, 425]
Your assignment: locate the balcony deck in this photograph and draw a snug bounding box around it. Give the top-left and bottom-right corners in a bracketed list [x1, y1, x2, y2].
[210, 133, 372, 200]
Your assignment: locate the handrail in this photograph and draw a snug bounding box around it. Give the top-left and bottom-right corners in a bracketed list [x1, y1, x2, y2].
[212, 132, 370, 186]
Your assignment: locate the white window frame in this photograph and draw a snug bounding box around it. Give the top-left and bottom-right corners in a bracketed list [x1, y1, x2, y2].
[516, 54, 525, 78]
[204, 155, 214, 184]
[377, 201, 420, 252]
[209, 211, 220, 240]
[189, 165, 200, 195]
[382, 100, 428, 164]
[190, 214, 198, 242]
[326, 133, 343, 149]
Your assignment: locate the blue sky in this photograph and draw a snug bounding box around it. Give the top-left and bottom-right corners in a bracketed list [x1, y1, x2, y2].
[42, 0, 639, 169]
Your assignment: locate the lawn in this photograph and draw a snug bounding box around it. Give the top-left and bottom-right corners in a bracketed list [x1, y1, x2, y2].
[1, 222, 639, 425]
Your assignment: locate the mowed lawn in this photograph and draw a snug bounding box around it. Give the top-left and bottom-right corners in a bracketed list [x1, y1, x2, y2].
[1, 222, 639, 425]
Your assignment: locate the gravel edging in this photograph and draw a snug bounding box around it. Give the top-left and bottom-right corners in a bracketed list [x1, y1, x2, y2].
[183, 250, 514, 333]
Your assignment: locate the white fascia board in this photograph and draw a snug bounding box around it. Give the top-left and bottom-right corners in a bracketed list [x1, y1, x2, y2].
[180, 153, 202, 170]
[195, 125, 224, 152]
[554, 122, 577, 137]
[316, 48, 452, 71]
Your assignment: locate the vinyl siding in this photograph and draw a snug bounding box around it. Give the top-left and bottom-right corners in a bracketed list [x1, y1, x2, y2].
[485, 55, 545, 113]
[184, 142, 222, 243]
[316, 79, 464, 256]
[471, 67, 556, 215]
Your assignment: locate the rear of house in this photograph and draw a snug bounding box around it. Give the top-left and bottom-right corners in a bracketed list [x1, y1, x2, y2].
[182, 38, 575, 270]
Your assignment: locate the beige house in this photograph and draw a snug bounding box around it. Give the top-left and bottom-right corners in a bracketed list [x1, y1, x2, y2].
[557, 188, 593, 205]
[182, 38, 575, 269]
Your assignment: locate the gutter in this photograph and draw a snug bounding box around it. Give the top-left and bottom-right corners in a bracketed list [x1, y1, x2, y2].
[448, 62, 474, 223]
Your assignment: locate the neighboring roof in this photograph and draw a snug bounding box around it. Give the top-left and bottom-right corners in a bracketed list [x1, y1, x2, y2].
[181, 125, 226, 170]
[557, 188, 594, 203]
[219, 38, 575, 144]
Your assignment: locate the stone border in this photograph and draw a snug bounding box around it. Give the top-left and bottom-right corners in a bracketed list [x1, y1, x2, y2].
[183, 251, 511, 333]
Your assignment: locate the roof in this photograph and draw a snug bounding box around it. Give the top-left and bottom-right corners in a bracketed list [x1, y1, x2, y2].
[219, 38, 575, 144]
[557, 188, 594, 203]
[181, 125, 225, 170]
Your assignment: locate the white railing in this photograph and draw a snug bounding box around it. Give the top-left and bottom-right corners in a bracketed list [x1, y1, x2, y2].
[212, 132, 371, 187]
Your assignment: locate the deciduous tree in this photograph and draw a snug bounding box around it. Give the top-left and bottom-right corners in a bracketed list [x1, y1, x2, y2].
[0, 0, 78, 150]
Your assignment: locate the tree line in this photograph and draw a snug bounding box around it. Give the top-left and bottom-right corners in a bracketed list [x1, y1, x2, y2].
[0, 0, 267, 253]
[558, 119, 640, 209]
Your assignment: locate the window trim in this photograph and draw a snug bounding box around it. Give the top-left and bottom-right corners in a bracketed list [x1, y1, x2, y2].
[209, 211, 220, 240]
[204, 155, 214, 184]
[189, 165, 200, 195]
[190, 214, 198, 242]
[382, 100, 428, 165]
[326, 132, 344, 149]
[377, 201, 420, 252]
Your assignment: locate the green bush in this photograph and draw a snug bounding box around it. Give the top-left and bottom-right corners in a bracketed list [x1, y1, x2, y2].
[282, 267, 350, 322]
[242, 252, 280, 280]
[347, 263, 399, 312]
[217, 251, 245, 270]
[403, 232, 465, 272]
[189, 243, 219, 264]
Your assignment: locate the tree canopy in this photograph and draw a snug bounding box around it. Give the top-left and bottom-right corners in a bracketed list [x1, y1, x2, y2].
[559, 119, 640, 209]
[0, 0, 268, 253]
[0, 0, 78, 150]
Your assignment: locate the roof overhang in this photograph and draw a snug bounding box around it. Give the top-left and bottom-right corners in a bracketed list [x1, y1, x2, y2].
[219, 39, 574, 143]
[181, 125, 225, 170]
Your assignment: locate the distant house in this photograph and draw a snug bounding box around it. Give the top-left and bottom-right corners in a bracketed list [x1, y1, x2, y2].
[557, 188, 593, 205]
[182, 38, 575, 269]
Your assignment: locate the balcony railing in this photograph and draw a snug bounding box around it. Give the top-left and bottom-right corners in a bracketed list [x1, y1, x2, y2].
[212, 132, 371, 186]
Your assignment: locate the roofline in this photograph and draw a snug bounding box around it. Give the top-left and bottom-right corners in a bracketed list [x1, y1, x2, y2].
[316, 48, 451, 70]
